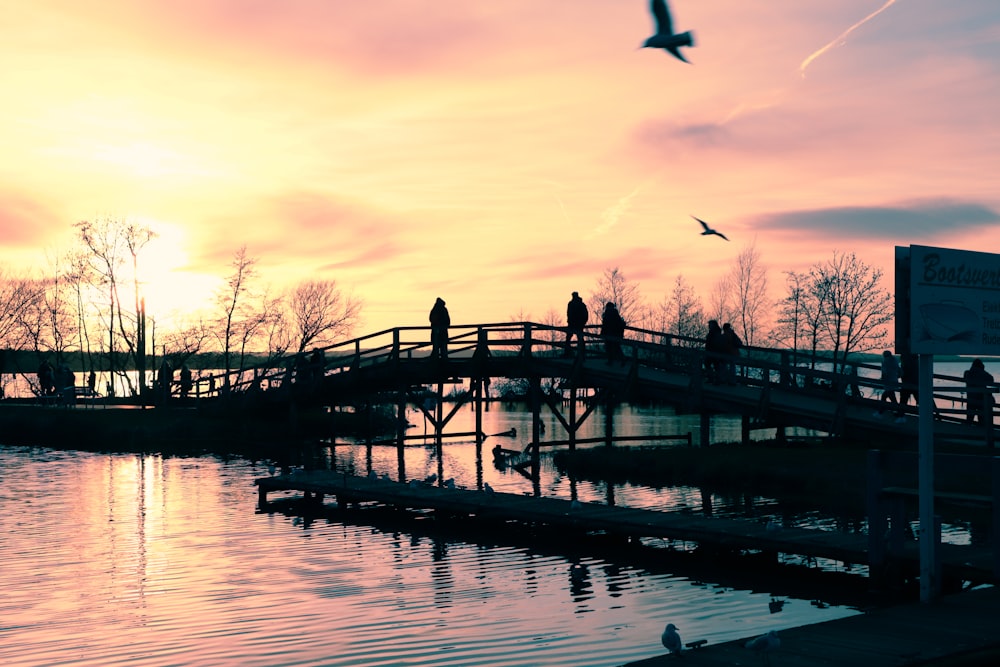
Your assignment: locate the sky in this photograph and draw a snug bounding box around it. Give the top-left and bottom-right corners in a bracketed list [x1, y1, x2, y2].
[2, 0, 1000, 337]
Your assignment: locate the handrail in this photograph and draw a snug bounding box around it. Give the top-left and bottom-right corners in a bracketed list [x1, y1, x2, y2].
[184, 321, 999, 427]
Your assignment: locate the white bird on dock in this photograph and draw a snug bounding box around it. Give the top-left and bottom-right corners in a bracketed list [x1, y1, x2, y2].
[444, 478, 456, 489]
[745, 630, 780, 664]
[661, 623, 682, 655]
[483, 482, 495, 495]
[424, 473, 438, 485]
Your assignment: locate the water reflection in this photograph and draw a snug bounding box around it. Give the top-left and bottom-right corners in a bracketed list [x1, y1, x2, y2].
[1, 442, 868, 667]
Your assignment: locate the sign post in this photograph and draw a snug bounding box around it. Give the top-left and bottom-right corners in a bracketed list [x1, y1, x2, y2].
[899, 244, 1000, 601]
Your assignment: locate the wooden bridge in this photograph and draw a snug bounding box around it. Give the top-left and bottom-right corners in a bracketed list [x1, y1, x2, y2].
[191, 321, 999, 451]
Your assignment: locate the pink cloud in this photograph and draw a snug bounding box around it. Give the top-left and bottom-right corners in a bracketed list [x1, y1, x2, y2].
[0, 189, 64, 247]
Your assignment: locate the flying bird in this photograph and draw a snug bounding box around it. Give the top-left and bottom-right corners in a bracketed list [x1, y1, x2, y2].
[642, 0, 695, 63]
[694, 216, 729, 241]
[661, 623, 683, 654]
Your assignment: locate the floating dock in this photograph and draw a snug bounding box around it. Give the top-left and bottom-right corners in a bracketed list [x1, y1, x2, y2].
[254, 471, 995, 584]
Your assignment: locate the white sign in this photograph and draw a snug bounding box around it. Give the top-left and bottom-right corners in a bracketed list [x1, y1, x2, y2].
[909, 244, 1000, 354]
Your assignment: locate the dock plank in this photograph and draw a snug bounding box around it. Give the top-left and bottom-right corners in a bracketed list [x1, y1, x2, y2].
[254, 472, 994, 583]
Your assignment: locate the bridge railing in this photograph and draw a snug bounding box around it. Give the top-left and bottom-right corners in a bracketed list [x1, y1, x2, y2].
[192, 322, 998, 428]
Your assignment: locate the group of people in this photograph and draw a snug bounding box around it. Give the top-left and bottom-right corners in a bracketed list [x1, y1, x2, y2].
[430, 296, 997, 428]
[563, 291, 626, 363]
[36, 359, 75, 399]
[431, 293, 739, 372]
[704, 319, 742, 385]
[877, 351, 995, 425]
[875, 351, 918, 423]
[428, 293, 628, 365]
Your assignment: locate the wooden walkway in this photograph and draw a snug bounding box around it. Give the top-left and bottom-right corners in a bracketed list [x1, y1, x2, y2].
[622, 585, 1000, 667]
[254, 471, 996, 584]
[196, 321, 999, 449]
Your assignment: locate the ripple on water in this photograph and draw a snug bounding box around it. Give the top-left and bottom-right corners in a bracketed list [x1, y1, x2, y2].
[0, 447, 862, 667]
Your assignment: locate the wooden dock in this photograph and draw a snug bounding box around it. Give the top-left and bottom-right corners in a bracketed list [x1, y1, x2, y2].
[621, 585, 1000, 667]
[254, 471, 996, 584]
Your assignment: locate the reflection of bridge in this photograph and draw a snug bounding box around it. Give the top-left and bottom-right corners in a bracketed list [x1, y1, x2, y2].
[198, 322, 998, 451]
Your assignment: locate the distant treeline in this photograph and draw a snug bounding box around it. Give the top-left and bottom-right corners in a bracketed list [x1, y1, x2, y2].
[0, 349, 273, 375]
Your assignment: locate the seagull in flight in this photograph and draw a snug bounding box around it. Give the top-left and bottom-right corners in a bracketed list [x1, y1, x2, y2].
[642, 0, 695, 63]
[694, 216, 729, 241]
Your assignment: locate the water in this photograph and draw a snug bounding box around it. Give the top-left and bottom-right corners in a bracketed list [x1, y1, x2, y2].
[1, 405, 866, 667]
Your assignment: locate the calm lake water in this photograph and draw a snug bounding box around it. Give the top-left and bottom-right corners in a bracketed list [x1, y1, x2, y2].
[1, 404, 871, 667]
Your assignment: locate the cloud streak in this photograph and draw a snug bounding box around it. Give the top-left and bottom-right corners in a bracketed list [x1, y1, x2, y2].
[799, 0, 898, 77]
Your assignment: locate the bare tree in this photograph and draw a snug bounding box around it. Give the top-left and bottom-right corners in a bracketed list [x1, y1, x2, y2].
[0, 267, 44, 350]
[661, 274, 704, 343]
[589, 267, 644, 323]
[214, 245, 258, 382]
[75, 217, 156, 396]
[811, 251, 892, 372]
[288, 279, 363, 353]
[729, 240, 769, 345]
[708, 273, 734, 326]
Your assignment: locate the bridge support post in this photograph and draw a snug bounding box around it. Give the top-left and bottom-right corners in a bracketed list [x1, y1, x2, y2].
[530, 376, 542, 464]
[568, 386, 578, 451]
[604, 391, 615, 448]
[700, 412, 710, 447]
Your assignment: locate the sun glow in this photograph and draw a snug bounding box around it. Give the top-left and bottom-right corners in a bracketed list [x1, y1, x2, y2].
[136, 219, 220, 328]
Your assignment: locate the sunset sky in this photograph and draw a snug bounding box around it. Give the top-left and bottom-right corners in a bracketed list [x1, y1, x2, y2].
[2, 1, 999, 336]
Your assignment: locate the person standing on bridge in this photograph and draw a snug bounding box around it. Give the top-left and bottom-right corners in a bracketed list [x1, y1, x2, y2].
[704, 320, 724, 384]
[896, 352, 919, 422]
[429, 297, 451, 360]
[963, 358, 994, 425]
[600, 302, 626, 364]
[874, 350, 899, 417]
[721, 322, 742, 385]
[564, 291, 589, 357]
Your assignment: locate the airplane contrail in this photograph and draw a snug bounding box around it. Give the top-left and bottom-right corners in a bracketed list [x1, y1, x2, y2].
[590, 184, 642, 238]
[799, 0, 898, 77]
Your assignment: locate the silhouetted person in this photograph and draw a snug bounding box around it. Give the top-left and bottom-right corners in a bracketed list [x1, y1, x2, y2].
[56, 363, 75, 403]
[37, 359, 55, 397]
[897, 352, 919, 420]
[704, 320, 724, 384]
[963, 358, 994, 425]
[159, 359, 173, 403]
[429, 297, 451, 360]
[87, 370, 97, 395]
[721, 322, 742, 384]
[180, 364, 193, 400]
[309, 348, 325, 390]
[875, 350, 899, 417]
[565, 291, 589, 356]
[600, 302, 626, 364]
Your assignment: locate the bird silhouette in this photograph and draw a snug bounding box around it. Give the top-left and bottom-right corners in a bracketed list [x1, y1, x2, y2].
[642, 0, 695, 63]
[694, 216, 729, 241]
[661, 623, 682, 654]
